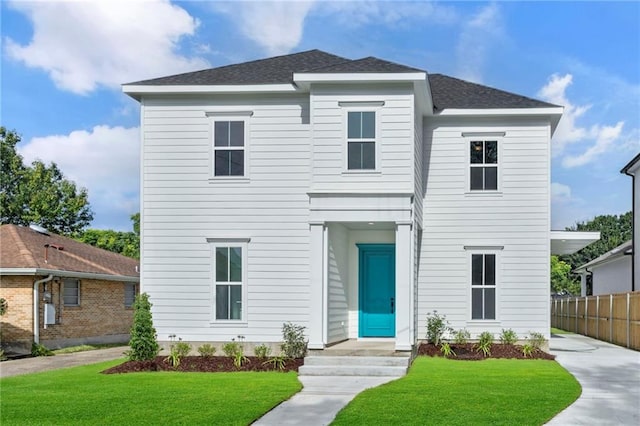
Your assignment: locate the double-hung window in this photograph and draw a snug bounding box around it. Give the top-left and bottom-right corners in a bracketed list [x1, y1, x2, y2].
[347, 111, 376, 170]
[214, 120, 245, 176]
[471, 253, 496, 320]
[63, 278, 80, 306]
[470, 140, 498, 190]
[211, 241, 248, 321]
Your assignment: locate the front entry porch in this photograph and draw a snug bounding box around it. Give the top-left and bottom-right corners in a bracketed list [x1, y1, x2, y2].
[307, 192, 417, 352]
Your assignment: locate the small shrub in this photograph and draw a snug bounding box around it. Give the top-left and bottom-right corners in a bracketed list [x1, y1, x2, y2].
[263, 354, 288, 371]
[233, 351, 249, 369]
[528, 332, 546, 349]
[126, 293, 160, 361]
[499, 329, 518, 345]
[475, 331, 494, 357]
[522, 343, 534, 358]
[440, 342, 456, 358]
[31, 342, 53, 357]
[254, 343, 272, 359]
[426, 310, 451, 346]
[0, 297, 8, 316]
[197, 344, 216, 358]
[281, 323, 307, 358]
[222, 341, 242, 357]
[164, 336, 191, 369]
[452, 328, 471, 345]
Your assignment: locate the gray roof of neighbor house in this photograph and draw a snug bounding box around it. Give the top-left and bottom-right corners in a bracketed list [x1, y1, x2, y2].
[126, 49, 557, 110]
[574, 240, 633, 272]
[0, 224, 139, 279]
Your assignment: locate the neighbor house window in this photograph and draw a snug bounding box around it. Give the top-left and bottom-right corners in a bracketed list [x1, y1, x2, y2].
[210, 240, 248, 321]
[471, 254, 496, 320]
[214, 121, 245, 176]
[347, 111, 376, 170]
[124, 283, 137, 308]
[470, 140, 498, 190]
[63, 278, 80, 306]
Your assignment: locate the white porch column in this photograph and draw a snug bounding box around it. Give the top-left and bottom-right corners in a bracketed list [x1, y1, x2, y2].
[395, 222, 412, 351]
[308, 222, 325, 349]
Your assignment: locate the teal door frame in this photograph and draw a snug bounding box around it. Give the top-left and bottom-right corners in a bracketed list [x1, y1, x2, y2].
[357, 243, 396, 337]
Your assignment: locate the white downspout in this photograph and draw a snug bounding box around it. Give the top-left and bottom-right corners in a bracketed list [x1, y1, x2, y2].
[33, 275, 53, 345]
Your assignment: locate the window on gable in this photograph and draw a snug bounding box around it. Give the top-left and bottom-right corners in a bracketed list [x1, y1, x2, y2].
[470, 140, 498, 190]
[63, 278, 80, 306]
[471, 254, 496, 320]
[214, 121, 245, 176]
[347, 111, 376, 170]
[215, 246, 243, 320]
[124, 283, 137, 308]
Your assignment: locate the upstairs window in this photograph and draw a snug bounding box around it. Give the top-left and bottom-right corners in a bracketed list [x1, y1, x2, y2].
[470, 140, 498, 190]
[347, 111, 376, 170]
[214, 121, 244, 176]
[471, 254, 496, 320]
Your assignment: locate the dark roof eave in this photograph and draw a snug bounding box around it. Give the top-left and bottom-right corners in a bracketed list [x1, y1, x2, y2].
[621, 152, 640, 175]
[0, 268, 140, 282]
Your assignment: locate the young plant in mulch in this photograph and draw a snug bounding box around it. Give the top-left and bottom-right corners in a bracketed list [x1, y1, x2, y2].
[499, 329, 518, 345]
[426, 310, 452, 347]
[126, 293, 160, 361]
[475, 332, 494, 357]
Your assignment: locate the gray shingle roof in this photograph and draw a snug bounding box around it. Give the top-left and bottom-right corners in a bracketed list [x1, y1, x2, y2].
[127, 49, 558, 110]
[428, 74, 557, 110]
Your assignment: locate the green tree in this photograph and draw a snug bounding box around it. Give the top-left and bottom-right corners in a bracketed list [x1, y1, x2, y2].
[0, 127, 93, 234]
[127, 293, 159, 361]
[74, 213, 140, 259]
[550, 255, 580, 294]
[561, 212, 632, 270]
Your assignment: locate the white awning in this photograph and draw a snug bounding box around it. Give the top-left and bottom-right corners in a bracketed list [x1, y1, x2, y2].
[550, 231, 601, 255]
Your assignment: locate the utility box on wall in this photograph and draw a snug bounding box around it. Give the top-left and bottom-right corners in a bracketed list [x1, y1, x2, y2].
[44, 303, 56, 325]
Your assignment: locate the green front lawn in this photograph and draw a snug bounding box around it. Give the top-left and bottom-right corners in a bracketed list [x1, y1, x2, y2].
[332, 357, 580, 426]
[1, 359, 301, 425]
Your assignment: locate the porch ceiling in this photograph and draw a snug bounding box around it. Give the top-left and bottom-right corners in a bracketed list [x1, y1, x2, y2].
[550, 231, 601, 255]
[336, 221, 397, 231]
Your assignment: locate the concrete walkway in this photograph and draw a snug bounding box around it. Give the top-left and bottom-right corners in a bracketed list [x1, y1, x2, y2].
[547, 333, 640, 426]
[253, 375, 398, 426]
[0, 346, 127, 378]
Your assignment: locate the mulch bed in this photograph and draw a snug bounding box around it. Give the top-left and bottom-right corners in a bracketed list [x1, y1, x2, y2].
[417, 343, 555, 361]
[102, 356, 304, 374]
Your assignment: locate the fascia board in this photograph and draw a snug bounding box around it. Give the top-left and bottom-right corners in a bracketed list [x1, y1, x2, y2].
[122, 84, 299, 100]
[438, 107, 563, 134]
[0, 268, 139, 282]
[293, 72, 427, 84]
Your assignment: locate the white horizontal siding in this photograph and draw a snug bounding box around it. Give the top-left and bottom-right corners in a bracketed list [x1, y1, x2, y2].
[310, 84, 415, 192]
[417, 117, 551, 339]
[141, 94, 312, 342]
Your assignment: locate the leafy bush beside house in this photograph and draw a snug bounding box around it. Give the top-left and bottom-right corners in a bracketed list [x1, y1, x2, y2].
[127, 293, 159, 361]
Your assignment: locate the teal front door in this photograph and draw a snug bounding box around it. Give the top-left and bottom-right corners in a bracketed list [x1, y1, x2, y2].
[358, 244, 396, 337]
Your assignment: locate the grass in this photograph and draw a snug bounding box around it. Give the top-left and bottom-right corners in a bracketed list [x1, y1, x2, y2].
[332, 357, 581, 426]
[1, 359, 301, 425]
[551, 327, 573, 335]
[52, 343, 125, 355]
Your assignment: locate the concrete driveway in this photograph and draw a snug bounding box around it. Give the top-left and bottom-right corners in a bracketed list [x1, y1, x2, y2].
[547, 333, 640, 425]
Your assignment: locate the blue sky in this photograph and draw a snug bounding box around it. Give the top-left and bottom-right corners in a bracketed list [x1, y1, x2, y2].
[2, 0, 638, 231]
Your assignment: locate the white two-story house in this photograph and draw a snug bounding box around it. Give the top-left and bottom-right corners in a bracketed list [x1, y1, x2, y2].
[123, 50, 596, 351]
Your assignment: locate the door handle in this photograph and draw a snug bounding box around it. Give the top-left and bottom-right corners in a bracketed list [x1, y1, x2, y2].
[391, 297, 395, 314]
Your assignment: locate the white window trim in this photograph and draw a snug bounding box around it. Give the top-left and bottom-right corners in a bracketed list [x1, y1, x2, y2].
[464, 135, 503, 195]
[63, 278, 80, 307]
[208, 238, 249, 325]
[207, 113, 251, 180]
[342, 106, 382, 174]
[466, 248, 501, 322]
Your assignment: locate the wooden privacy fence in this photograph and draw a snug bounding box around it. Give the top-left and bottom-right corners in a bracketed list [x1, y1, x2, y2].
[550, 292, 640, 351]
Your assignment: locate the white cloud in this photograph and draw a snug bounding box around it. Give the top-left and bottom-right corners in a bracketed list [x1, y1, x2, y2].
[455, 3, 504, 83]
[538, 73, 628, 167]
[212, 1, 316, 56]
[562, 121, 625, 168]
[19, 125, 140, 230]
[5, 0, 208, 94]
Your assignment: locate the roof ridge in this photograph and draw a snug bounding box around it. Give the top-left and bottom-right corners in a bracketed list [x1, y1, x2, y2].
[6, 225, 38, 267]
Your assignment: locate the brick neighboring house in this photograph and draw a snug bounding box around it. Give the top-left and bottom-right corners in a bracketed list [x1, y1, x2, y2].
[0, 224, 139, 353]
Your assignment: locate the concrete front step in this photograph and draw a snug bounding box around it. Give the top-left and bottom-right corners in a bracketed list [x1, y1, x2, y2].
[299, 355, 410, 377]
